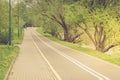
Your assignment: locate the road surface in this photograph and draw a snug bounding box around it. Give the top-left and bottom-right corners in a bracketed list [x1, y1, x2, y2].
[7, 27, 120, 80]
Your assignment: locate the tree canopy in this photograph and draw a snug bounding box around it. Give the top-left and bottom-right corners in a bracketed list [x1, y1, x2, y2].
[0, 0, 120, 52]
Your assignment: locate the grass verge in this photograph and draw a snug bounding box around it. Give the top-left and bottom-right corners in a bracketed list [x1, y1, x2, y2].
[37, 28, 120, 66]
[12, 28, 24, 44]
[0, 45, 19, 80]
[0, 29, 24, 80]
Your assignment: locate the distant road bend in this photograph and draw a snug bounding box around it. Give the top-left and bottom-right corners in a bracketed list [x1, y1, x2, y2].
[8, 27, 120, 80]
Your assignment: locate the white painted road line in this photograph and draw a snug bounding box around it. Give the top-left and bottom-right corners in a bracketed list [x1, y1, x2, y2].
[32, 34, 62, 80]
[33, 31, 110, 80]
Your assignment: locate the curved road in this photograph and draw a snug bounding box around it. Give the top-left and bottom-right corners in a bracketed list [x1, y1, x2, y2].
[8, 27, 120, 80]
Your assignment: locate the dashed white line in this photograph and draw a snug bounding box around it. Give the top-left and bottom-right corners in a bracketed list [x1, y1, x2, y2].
[33, 31, 110, 80]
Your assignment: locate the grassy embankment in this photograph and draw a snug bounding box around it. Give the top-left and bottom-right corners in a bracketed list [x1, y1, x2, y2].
[37, 28, 120, 66]
[0, 29, 24, 80]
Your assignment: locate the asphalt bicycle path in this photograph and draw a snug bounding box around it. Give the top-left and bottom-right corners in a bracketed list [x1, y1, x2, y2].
[7, 27, 120, 80]
[7, 28, 59, 80]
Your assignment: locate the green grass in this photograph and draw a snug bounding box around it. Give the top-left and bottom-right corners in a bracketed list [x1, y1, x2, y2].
[37, 28, 120, 66]
[0, 45, 19, 80]
[12, 28, 24, 44]
[0, 28, 24, 80]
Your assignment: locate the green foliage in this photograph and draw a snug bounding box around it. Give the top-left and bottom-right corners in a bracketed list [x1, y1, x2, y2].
[0, 0, 9, 44]
[67, 1, 120, 52]
[0, 0, 25, 44]
[18, 0, 120, 52]
[64, 3, 88, 25]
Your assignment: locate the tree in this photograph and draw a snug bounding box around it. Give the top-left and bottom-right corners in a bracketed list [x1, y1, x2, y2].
[19, 0, 120, 52]
[35, 0, 83, 42]
[76, 0, 120, 52]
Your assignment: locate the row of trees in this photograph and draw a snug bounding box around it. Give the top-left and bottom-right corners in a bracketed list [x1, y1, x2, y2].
[1, 0, 119, 52]
[23, 0, 120, 53]
[0, 0, 28, 44]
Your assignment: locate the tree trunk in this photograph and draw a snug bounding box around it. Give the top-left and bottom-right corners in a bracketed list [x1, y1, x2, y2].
[95, 43, 105, 52]
[42, 13, 82, 42]
[64, 29, 69, 41]
[79, 23, 110, 53]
